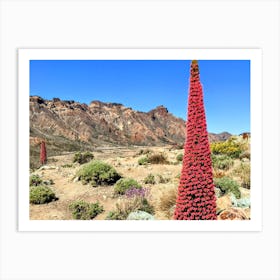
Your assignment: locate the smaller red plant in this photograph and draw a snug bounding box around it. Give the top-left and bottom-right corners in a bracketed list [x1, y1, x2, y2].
[40, 140, 47, 165]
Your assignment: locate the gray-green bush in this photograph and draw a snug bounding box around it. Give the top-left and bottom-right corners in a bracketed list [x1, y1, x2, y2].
[114, 178, 142, 195]
[138, 153, 168, 165]
[69, 200, 103, 220]
[214, 177, 241, 199]
[77, 160, 121, 186]
[30, 186, 57, 204]
[127, 211, 155, 220]
[144, 174, 156, 184]
[29, 174, 42, 186]
[138, 156, 149, 165]
[230, 194, 251, 208]
[73, 151, 94, 164]
[176, 153, 183, 162]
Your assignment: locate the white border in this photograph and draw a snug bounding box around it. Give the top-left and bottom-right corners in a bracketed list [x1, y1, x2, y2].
[18, 49, 262, 231]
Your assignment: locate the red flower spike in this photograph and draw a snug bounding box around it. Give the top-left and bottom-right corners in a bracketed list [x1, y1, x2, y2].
[40, 140, 47, 165]
[174, 60, 217, 220]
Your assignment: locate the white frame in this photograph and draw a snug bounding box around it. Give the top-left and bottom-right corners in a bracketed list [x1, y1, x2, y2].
[18, 48, 262, 231]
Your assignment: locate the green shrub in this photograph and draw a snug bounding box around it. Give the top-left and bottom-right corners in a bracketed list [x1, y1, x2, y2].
[127, 211, 155, 220]
[211, 154, 234, 170]
[106, 210, 125, 220]
[214, 177, 241, 199]
[176, 153, 183, 162]
[138, 156, 149, 165]
[77, 160, 121, 186]
[144, 174, 156, 184]
[73, 151, 94, 164]
[69, 200, 103, 220]
[139, 197, 154, 214]
[42, 179, 54, 185]
[30, 174, 42, 186]
[114, 178, 142, 195]
[211, 139, 242, 158]
[30, 186, 57, 204]
[148, 153, 168, 164]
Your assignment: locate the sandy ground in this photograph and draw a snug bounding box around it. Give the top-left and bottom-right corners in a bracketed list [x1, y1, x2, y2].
[30, 146, 183, 220]
[29, 146, 250, 220]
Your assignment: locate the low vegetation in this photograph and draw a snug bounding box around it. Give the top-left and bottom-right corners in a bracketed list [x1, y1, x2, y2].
[127, 210, 155, 220]
[148, 153, 168, 164]
[106, 198, 154, 220]
[29, 138, 250, 220]
[211, 154, 234, 170]
[73, 151, 94, 164]
[30, 174, 42, 186]
[214, 176, 241, 199]
[143, 174, 156, 184]
[176, 153, 183, 162]
[232, 162, 250, 189]
[138, 153, 168, 165]
[213, 169, 226, 179]
[157, 174, 170, 184]
[114, 178, 142, 195]
[30, 186, 57, 204]
[138, 156, 149, 165]
[77, 160, 121, 186]
[230, 195, 251, 208]
[239, 150, 250, 160]
[137, 149, 152, 156]
[69, 200, 103, 220]
[211, 137, 243, 158]
[106, 187, 154, 220]
[158, 186, 177, 218]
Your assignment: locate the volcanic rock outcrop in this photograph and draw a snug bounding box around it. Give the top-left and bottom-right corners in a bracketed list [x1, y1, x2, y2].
[30, 96, 231, 153]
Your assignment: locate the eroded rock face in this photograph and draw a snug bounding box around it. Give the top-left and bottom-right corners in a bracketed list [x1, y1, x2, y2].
[30, 96, 186, 147]
[30, 96, 232, 150]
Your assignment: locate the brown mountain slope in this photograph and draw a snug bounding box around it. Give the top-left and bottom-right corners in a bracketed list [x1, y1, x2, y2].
[30, 96, 231, 154]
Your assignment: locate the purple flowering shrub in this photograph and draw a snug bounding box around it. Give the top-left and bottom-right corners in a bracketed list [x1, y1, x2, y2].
[125, 187, 150, 199]
[114, 178, 142, 195]
[106, 186, 154, 220]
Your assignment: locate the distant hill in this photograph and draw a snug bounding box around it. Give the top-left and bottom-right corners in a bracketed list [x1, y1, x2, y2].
[30, 96, 232, 155]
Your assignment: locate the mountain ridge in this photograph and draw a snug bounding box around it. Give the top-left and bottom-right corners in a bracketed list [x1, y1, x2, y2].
[30, 95, 232, 155]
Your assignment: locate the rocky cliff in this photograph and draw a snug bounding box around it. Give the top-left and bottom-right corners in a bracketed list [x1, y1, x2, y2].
[30, 96, 231, 153]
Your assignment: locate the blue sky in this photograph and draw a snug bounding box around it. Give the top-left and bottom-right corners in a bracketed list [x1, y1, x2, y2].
[30, 60, 250, 135]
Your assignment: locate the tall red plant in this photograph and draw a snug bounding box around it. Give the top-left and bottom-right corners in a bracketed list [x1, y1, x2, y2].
[174, 60, 216, 220]
[40, 140, 47, 165]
